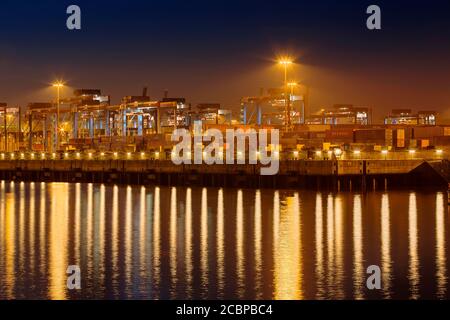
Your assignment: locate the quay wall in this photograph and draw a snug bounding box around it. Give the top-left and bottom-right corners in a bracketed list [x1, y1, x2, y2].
[0, 159, 445, 190]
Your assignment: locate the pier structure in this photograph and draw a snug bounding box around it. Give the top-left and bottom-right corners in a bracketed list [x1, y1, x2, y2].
[0, 158, 447, 190]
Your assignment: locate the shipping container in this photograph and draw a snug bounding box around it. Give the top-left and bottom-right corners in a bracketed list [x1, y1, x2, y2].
[385, 129, 393, 147]
[307, 124, 331, 132]
[433, 136, 450, 146]
[32, 144, 44, 151]
[392, 127, 412, 149]
[413, 126, 444, 139]
[325, 129, 354, 138]
[420, 139, 430, 148]
[309, 131, 326, 139]
[354, 129, 386, 144]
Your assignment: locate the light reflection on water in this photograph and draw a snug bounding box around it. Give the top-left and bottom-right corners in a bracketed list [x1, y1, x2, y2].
[0, 182, 448, 300]
[353, 194, 364, 300]
[380, 194, 392, 299]
[408, 193, 420, 299]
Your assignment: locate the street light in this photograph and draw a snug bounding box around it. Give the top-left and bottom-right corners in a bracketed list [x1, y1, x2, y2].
[52, 81, 65, 151]
[278, 57, 293, 130]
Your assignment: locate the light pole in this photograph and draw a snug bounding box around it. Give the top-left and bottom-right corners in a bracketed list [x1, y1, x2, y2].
[288, 81, 309, 125]
[278, 58, 292, 131]
[287, 81, 297, 96]
[287, 82, 298, 124]
[52, 82, 64, 151]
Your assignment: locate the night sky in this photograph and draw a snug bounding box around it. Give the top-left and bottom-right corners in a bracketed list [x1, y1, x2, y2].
[1, 0, 450, 122]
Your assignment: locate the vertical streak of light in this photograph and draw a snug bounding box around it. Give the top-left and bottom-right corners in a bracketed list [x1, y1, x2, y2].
[169, 187, 178, 297]
[139, 186, 146, 285]
[273, 191, 280, 253]
[146, 191, 153, 298]
[274, 193, 301, 299]
[272, 191, 280, 298]
[19, 182, 25, 277]
[39, 183, 46, 278]
[125, 186, 132, 295]
[99, 184, 106, 287]
[86, 183, 93, 279]
[0, 181, 4, 291]
[49, 183, 69, 300]
[326, 194, 335, 296]
[254, 190, 262, 299]
[315, 193, 324, 299]
[435, 193, 447, 298]
[408, 193, 420, 299]
[353, 194, 364, 300]
[200, 188, 208, 298]
[5, 191, 15, 299]
[185, 188, 193, 298]
[236, 189, 244, 298]
[293, 192, 303, 299]
[334, 196, 344, 299]
[29, 183, 35, 274]
[216, 188, 224, 298]
[74, 184, 80, 267]
[152, 187, 161, 295]
[112, 185, 119, 296]
[381, 193, 392, 299]
[93, 185, 100, 288]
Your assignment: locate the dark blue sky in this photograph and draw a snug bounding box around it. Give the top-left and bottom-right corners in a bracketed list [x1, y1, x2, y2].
[1, 0, 450, 121]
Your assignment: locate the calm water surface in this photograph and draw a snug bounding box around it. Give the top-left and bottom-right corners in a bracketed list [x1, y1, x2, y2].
[0, 181, 448, 299]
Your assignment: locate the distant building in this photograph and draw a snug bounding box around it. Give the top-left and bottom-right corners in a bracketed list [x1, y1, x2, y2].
[384, 109, 437, 125]
[306, 104, 371, 125]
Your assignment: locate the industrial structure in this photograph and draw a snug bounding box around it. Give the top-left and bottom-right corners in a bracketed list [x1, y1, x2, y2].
[0, 82, 449, 161]
[384, 109, 437, 125]
[305, 104, 371, 125]
[240, 87, 307, 126]
[0, 88, 235, 154]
